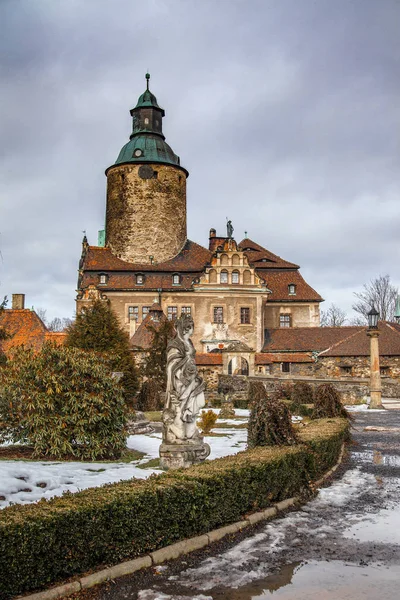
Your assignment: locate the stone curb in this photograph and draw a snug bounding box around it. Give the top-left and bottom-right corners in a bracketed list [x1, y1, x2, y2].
[17, 443, 345, 600]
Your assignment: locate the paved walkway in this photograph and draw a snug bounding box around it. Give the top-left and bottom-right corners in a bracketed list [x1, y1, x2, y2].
[73, 408, 400, 600]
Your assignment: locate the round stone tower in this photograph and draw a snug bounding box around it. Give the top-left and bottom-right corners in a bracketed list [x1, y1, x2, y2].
[105, 73, 189, 264]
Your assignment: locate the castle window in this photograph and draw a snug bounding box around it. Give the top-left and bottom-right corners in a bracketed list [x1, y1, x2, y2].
[172, 274, 181, 286]
[282, 362, 291, 373]
[181, 306, 191, 316]
[280, 314, 292, 328]
[144, 118, 149, 125]
[288, 284, 296, 295]
[134, 149, 143, 157]
[98, 274, 108, 285]
[232, 270, 240, 284]
[136, 274, 145, 285]
[128, 306, 139, 321]
[167, 306, 178, 321]
[220, 270, 228, 284]
[240, 307, 250, 324]
[213, 306, 224, 323]
[142, 306, 150, 320]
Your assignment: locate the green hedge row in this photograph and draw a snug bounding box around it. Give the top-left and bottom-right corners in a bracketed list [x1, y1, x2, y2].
[0, 418, 348, 599]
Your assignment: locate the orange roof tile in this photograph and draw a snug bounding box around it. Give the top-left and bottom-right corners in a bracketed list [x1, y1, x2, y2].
[260, 270, 323, 302]
[195, 353, 223, 366]
[83, 239, 212, 273]
[130, 311, 169, 350]
[262, 322, 400, 357]
[0, 310, 48, 354]
[256, 352, 314, 364]
[238, 238, 299, 269]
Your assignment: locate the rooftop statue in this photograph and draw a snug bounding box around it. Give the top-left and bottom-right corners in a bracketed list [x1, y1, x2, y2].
[227, 219, 234, 239]
[160, 314, 210, 468]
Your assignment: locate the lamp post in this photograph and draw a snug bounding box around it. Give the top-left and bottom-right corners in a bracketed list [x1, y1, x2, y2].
[367, 307, 384, 409]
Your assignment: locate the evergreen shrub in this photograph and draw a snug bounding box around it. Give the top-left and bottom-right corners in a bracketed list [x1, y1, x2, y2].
[66, 300, 139, 408]
[247, 381, 298, 448]
[197, 409, 218, 433]
[312, 383, 351, 420]
[289, 382, 314, 417]
[0, 343, 127, 460]
[0, 418, 348, 599]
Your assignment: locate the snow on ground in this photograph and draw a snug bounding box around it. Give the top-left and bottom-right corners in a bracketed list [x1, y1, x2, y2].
[161, 467, 378, 591]
[0, 426, 247, 510]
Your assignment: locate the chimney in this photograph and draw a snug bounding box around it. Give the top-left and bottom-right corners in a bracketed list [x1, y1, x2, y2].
[209, 228, 216, 238]
[12, 294, 25, 310]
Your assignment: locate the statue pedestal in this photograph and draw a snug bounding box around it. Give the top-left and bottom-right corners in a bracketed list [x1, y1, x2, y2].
[159, 441, 211, 470]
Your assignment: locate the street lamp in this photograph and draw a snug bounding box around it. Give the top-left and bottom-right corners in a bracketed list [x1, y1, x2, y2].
[367, 306, 384, 409]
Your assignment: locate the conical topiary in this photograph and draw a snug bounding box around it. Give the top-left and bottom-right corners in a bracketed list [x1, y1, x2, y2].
[247, 381, 298, 448]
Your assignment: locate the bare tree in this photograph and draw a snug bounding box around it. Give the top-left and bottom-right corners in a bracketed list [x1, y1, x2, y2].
[35, 307, 47, 324]
[352, 275, 398, 322]
[47, 317, 64, 332]
[320, 303, 347, 327]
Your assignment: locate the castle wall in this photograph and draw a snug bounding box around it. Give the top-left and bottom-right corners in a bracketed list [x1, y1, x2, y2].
[264, 303, 320, 328]
[105, 163, 187, 264]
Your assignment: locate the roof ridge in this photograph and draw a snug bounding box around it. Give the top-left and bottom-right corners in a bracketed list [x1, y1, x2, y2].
[319, 327, 367, 356]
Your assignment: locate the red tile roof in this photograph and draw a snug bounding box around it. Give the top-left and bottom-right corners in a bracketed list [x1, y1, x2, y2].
[320, 322, 400, 357]
[130, 311, 169, 350]
[83, 239, 212, 273]
[0, 309, 49, 354]
[262, 322, 400, 357]
[260, 270, 323, 302]
[195, 353, 223, 366]
[238, 238, 299, 269]
[82, 271, 199, 292]
[256, 352, 314, 364]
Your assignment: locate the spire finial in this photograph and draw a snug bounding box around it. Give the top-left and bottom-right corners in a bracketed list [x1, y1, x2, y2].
[145, 72, 150, 90]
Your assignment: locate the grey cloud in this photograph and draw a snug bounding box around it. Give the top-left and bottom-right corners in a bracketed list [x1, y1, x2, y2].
[0, 0, 399, 321]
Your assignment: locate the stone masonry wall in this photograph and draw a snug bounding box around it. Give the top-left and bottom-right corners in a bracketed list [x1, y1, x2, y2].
[106, 163, 187, 264]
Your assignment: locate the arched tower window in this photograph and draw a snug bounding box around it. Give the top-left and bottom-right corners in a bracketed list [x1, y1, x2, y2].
[232, 270, 240, 284]
[232, 254, 240, 266]
[220, 254, 229, 266]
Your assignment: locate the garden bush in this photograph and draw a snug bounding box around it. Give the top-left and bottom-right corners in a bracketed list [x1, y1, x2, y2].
[197, 409, 218, 433]
[66, 299, 139, 407]
[0, 418, 348, 599]
[312, 383, 351, 420]
[0, 343, 127, 460]
[289, 382, 314, 417]
[247, 381, 299, 448]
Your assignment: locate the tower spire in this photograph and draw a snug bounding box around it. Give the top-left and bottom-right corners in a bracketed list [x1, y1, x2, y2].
[146, 72, 150, 91]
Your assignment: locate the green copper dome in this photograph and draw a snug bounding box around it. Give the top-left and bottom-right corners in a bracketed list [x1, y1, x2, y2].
[115, 135, 182, 168]
[107, 73, 188, 175]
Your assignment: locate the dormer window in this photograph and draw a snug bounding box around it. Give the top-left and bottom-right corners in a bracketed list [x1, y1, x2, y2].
[288, 284, 296, 295]
[172, 274, 181, 286]
[99, 273, 108, 285]
[136, 274, 145, 285]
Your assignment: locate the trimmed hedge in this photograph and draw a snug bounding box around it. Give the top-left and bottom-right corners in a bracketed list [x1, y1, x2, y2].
[0, 418, 348, 599]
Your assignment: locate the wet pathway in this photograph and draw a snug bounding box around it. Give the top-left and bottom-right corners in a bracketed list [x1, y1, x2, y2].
[77, 410, 400, 600]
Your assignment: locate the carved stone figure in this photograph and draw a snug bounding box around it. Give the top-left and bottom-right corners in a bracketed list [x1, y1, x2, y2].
[159, 314, 210, 469]
[227, 219, 234, 238]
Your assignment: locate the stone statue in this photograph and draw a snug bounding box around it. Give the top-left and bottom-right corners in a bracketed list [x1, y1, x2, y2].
[227, 220, 234, 238]
[159, 314, 210, 468]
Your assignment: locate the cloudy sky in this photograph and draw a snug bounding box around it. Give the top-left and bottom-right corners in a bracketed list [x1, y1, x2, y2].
[1, 0, 399, 322]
